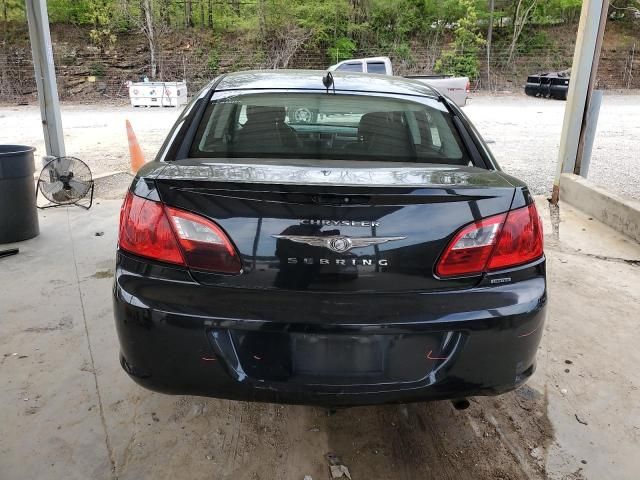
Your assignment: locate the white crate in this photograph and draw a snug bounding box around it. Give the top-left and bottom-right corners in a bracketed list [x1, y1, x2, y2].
[128, 81, 188, 108]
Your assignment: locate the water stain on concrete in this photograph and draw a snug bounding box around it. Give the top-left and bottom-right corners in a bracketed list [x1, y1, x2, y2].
[91, 269, 114, 279]
[24, 315, 74, 333]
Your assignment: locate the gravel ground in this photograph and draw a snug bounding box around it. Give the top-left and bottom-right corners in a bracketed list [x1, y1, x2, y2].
[465, 92, 640, 199]
[1, 92, 638, 199]
[0, 103, 180, 176]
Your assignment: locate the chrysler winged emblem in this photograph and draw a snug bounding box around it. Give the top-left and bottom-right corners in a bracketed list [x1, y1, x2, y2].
[272, 234, 406, 253]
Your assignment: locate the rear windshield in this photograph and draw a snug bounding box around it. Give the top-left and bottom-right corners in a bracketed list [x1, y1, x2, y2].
[366, 62, 387, 74]
[190, 92, 470, 165]
[335, 62, 363, 72]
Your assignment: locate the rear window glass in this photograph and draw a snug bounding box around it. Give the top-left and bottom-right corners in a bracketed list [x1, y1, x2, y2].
[335, 62, 363, 72]
[190, 92, 469, 166]
[366, 62, 387, 74]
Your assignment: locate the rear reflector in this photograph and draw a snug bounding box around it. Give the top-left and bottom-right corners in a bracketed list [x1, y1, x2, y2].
[436, 203, 543, 278]
[119, 191, 241, 274]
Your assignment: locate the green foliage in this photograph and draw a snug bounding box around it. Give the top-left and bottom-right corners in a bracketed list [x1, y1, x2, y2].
[88, 62, 106, 77]
[456, 1, 484, 49]
[534, 0, 583, 24]
[48, 0, 113, 26]
[434, 0, 484, 78]
[393, 43, 414, 62]
[368, 0, 422, 44]
[434, 51, 480, 78]
[2, 0, 604, 79]
[328, 37, 357, 63]
[207, 49, 220, 74]
[60, 52, 77, 66]
[47, 0, 90, 24]
[90, 28, 117, 50]
[0, 0, 25, 21]
[293, 0, 351, 41]
[518, 30, 551, 53]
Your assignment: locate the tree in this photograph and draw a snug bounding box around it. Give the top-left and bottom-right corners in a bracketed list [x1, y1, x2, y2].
[328, 37, 357, 63]
[258, 0, 266, 42]
[2, 0, 605, 89]
[609, 0, 640, 18]
[1, 0, 24, 22]
[140, 0, 157, 78]
[349, 0, 368, 23]
[159, 0, 172, 27]
[435, 0, 485, 79]
[88, 0, 118, 52]
[507, 0, 538, 64]
[486, 0, 494, 89]
[184, 0, 193, 27]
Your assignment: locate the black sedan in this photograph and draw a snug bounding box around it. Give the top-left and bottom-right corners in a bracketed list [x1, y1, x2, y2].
[114, 70, 546, 406]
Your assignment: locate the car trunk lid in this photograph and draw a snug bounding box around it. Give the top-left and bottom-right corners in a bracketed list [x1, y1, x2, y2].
[152, 160, 517, 292]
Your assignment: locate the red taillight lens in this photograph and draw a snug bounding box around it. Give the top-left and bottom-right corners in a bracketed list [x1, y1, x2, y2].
[488, 204, 543, 270]
[119, 192, 242, 274]
[119, 192, 184, 265]
[436, 213, 506, 277]
[165, 206, 242, 274]
[436, 203, 543, 278]
[466, 81, 471, 93]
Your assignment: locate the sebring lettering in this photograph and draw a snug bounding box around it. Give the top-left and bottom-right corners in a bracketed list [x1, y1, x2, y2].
[288, 258, 388, 266]
[300, 219, 381, 227]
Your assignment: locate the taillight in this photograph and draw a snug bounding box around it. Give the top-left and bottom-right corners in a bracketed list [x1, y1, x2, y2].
[119, 192, 184, 265]
[487, 204, 543, 270]
[436, 213, 506, 277]
[466, 81, 471, 93]
[119, 191, 241, 274]
[436, 204, 543, 278]
[165, 206, 241, 274]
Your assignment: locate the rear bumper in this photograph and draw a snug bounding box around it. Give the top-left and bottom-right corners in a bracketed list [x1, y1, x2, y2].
[113, 252, 546, 406]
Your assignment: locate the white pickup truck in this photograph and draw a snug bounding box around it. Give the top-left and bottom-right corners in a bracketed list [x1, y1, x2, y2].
[328, 56, 470, 107]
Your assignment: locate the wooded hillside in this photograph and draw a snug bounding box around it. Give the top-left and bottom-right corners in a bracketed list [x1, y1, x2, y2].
[1, 0, 639, 101]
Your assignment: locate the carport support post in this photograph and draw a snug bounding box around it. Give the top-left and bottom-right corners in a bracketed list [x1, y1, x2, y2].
[577, 89, 603, 178]
[551, 0, 608, 204]
[25, 0, 66, 159]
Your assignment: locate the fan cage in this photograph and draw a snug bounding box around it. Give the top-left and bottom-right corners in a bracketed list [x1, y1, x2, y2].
[38, 157, 93, 206]
[37, 156, 94, 209]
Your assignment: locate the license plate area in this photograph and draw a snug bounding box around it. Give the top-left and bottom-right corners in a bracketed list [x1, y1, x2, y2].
[293, 334, 385, 377]
[221, 329, 460, 387]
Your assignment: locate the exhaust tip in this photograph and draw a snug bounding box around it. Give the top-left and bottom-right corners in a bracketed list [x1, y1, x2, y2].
[452, 398, 470, 410]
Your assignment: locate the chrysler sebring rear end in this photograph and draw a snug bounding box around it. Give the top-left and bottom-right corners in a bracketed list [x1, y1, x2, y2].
[113, 71, 546, 406]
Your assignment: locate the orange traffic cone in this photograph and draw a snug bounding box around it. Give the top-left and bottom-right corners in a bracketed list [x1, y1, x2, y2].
[126, 119, 145, 173]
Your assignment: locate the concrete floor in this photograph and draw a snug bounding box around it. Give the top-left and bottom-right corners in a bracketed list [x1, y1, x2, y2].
[1, 195, 639, 480]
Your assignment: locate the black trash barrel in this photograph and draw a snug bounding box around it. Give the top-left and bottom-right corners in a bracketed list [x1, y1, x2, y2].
[0, 145, 39, 244]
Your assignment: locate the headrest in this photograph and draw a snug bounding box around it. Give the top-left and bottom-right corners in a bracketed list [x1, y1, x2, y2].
[357, 112, 389, 142]
[246, 106, 286, 123]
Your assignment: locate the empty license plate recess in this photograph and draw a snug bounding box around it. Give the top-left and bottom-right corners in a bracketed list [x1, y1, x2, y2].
[293, 334, 385, 376]
[222, 329, 457, 386]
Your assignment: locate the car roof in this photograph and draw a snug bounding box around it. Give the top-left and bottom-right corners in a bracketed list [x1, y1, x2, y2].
[215, 70, 440, 99]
